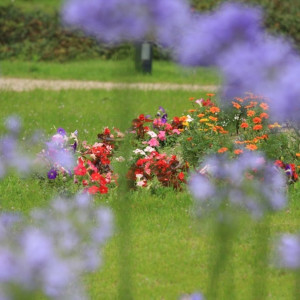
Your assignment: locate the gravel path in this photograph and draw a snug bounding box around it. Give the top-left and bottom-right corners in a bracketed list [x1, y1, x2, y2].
[0, 78, 219, 92]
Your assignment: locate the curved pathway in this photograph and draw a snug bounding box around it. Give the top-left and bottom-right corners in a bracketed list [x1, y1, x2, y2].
[0, 78, 219, 92]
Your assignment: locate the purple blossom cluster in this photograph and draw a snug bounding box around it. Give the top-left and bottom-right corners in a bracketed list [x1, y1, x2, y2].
[38, 128, 78, 179]
[62, 0, 300, 123]
[274, 233, 300, 269]
[0, 116, 33, 178]
[189, 152, 287, 219]
[0, 193, 113, 299]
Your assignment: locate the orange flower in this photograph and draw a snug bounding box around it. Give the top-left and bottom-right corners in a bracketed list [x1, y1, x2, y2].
[260, 103, 269, 110]
[252, 117, 262, 124]
[241, 122, 249, 128]
[234, 149, 243, 155]
[209, 116, 218, 122]
[187, 137, 193, 141]
[268, 122, 281, 129]
[247, 110, 255, 117]
[232, 101, 241, 109]
[206, 93, 215, 97]
[218, 147, 228, 153]
[210, 106, 220, 113]
[188, 109, 196, 113]
[246, 144, 258, 151]
[197, 113, 205, 118]
[189, 97, 195, 101]
[179, 116, 187, 122]
[235, 97, 244, 103]
[253, 125, 263, 131]
[296, 153, 300, 157]
[260, 112, 269, 119]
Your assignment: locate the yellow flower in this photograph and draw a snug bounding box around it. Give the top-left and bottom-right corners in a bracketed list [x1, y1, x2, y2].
[199, 118, 209, 123]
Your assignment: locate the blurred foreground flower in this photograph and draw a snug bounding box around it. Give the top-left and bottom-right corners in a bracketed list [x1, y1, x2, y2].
[0, 116, 34, 178]
[274, 233, 300, 269]
[189, 152, 287, 219]
[0, 193, 113, 299]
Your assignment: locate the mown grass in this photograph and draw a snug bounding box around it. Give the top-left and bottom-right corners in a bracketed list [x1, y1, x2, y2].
[1, 0, 62, 12]
[0, 89, 299, 299]
[0, 60, 221, 85]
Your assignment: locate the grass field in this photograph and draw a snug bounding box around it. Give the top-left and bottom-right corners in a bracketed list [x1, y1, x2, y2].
[1, 0, 62, 12]
[0, 60, 221, 85]
[0, 88, 299, 299]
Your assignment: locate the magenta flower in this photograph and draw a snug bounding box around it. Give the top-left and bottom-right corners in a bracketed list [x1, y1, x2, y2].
[158, 131, 166, 141]
[148, 138, 159, 147]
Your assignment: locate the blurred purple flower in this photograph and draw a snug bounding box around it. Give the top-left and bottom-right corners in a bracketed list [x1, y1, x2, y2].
[5, 116, 21, 134]
[57, 127, 67, 136]
[47, 168, 58, 180]
[0, 193, 113, 299]
[275, 234, 300, 269]
[176, 2, 263, 66]
[189, 152, 287, 219]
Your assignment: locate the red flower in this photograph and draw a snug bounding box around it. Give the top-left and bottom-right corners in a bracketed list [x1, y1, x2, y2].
[104, 127, 110, 135]
[178, 172, 185, 181]
[88, 185, 99, 194]
[74, 164, 87, 176]
[139, 114, 145, 121]
[99, 185, 108, 194]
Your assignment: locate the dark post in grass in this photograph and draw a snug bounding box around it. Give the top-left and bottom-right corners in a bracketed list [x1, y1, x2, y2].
[135, 41, 153, 74]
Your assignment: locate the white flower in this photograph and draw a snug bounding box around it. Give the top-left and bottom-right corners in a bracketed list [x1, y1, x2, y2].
[115, 156, 125, 162]
[144, 146, 155, 153]
[186, 115, 194, 122]
[146, 131, 157, 138]
[133, 149, 146, 156]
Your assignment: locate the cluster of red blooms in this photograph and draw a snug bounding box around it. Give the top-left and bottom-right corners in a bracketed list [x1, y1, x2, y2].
[275, 160, 299, 184]
[128, 151, 188, 190]
[131, 114, 153, 139]
[74, 127, 116, 194]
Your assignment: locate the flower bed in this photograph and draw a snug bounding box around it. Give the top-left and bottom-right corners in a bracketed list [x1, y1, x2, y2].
[40, 93, 299, 194]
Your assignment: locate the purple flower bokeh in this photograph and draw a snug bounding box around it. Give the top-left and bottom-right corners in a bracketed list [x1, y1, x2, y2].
[275, 234, 300, 269]
[0, 193, 113, 299]
[189, 152, 287, 219]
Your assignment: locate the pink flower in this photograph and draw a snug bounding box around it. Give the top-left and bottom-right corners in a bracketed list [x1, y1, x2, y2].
[164, 123, 172, 130]
[172, 129, 181, 135]
[195, 98, 204, 106]
[158, 131, 166, 141]
[148, 138, 159, 147]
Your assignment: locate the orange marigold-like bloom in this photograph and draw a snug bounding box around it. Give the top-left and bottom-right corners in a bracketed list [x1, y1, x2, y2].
[187, 137, 193, 141]
[188, 109, 196, 113]
[197, 113, 205, 118]
[296, 153, 300, 157]
[218, 147, 228, 153]
[207, 93, 215, 97]
[235, 97, 244, 103]
[189, 97, 195, 101]
[247, 110, 255, 117]
[232, 101, 241, 109]
[241, 122, 249, 128]
[246, 144, 258, 151]
[209, 116, 218, 122]
[253, 125, 263, 131]
[252, 117, 262, 124]
[260, 103, 269, 110]
[179, 116, 187, 122]
[234, 149, 243, 155]
[260, 112, 269, 119]
[210, 106, 220, 113]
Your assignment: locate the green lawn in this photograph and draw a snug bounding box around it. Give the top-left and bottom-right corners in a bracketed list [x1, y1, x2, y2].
[0, 60, 221, 85]
[0, 89, 299, 299]
[1, 0, 62, 12]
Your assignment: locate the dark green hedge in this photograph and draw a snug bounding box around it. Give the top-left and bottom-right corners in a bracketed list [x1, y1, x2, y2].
[0, 5, 168, 62]
[1, 2, 300, 62]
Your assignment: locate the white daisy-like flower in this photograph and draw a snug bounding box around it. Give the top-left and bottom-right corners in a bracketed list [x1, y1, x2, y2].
[146, 131, 157, 138]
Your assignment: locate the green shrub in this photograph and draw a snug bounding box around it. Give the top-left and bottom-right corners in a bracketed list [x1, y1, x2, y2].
[0, 5, 169, 62]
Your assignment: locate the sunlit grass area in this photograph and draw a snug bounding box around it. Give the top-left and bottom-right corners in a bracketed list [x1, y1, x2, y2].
[0, 60, 221, 85]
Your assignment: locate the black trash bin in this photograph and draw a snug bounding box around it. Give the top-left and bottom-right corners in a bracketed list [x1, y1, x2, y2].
[135, 41, 153, 74]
